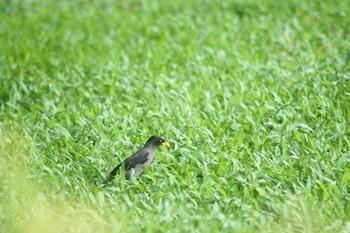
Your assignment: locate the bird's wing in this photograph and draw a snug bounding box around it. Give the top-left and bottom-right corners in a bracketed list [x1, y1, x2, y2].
[124, 151, 149, 170]
[101, 150, 149, 187]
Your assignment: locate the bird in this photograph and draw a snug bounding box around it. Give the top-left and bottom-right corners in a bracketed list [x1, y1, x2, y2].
[101, 136, 170, 187]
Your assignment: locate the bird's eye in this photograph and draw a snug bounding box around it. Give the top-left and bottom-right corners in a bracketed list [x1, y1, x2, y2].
[160, 139, 163, 142]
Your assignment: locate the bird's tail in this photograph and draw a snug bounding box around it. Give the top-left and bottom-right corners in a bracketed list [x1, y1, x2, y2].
[100, 164, 121, 187]
[100, 176, 114, 187]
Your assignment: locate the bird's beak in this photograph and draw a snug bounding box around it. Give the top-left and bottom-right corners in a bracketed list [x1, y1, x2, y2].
[162, 141, 170, 148]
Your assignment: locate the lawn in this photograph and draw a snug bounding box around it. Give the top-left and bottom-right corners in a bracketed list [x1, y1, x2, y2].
[0, 0, 349, 232]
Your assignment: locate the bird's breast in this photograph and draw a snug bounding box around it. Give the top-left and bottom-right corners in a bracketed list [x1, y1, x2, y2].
[144, 152, 155, 167]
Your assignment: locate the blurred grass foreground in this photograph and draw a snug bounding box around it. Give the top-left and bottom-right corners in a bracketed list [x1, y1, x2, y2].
[1, 0, 350, 232]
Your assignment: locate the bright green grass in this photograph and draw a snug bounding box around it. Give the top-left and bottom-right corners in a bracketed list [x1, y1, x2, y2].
[1, 0, 350, 232]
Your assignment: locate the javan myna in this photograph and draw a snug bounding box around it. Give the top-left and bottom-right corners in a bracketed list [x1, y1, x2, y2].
[101, 136, 170, 186]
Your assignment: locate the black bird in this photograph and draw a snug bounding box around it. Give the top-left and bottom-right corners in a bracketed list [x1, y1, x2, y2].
[101, 136, 170, 187]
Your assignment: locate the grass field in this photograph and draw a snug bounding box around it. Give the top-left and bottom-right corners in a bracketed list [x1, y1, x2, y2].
[1, 0, 350, 232]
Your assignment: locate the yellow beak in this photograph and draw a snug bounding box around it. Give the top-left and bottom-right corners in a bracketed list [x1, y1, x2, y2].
[162, 141, 170, 147]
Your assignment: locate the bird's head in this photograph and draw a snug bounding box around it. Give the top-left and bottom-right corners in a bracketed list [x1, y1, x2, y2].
[147, 136, 170, 148]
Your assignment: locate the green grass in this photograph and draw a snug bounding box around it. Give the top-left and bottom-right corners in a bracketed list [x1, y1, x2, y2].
[1, 0, 350, 232]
